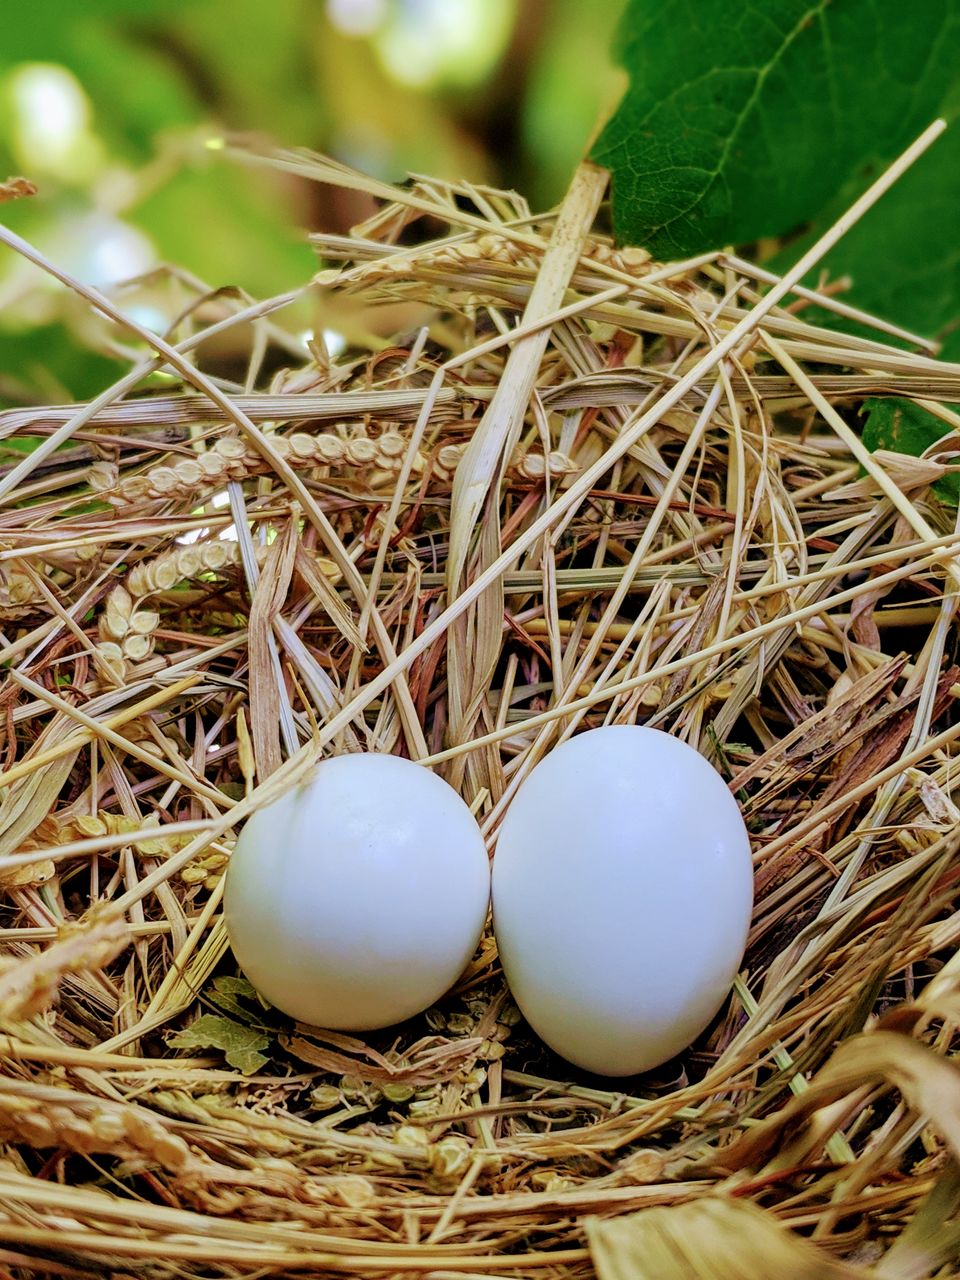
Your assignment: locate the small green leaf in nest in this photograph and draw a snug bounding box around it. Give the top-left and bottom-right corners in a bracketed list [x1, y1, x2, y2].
[168, 1013, 271, 1075]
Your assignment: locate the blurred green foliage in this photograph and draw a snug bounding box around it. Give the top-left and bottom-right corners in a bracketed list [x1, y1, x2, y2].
[0, 0, 623, 406]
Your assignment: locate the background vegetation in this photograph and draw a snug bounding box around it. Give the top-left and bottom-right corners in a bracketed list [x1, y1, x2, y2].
[0, 0, 623, 405]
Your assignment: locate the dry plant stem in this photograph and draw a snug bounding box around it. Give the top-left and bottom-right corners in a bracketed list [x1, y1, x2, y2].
[423, 533, 958, 767]
[347, 352, 444, 704]
[447, 163, 609, 582]
[734, 524, 960, 1058]
[0, 821, 217, 876]
[0, 674, 201, 788]
[292, 122, 947, 765]
[0, 287, 309, 505]
[226, 480, 299, 761]
[485, 376, 729, 827]
[109, 735, 320, 913]
[445, 161, 608, 787]
[0, 229, 427, 761]
[763, 331, 960, 589]
[715, 254, 939, 350]
[5, 670, 231, 808]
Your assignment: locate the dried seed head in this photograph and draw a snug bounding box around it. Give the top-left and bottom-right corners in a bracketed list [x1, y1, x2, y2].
[152, 1131, 191, 1173]
[518, 451, 546, 480]
[329, 1173, 377, 1207]
[381, 1083, 415, 1104]
[100, 608, 129, 641]
[199, 451, 227, 478]
[217, 437, 249, 461]
[430, 1136, 472, 1180]
[202, 542, 232, 571]
[459, 1066, 487, 1095]
[346, 437, 377, 465]
[90, 1111, 127, 1145]
[309, 1084, 341, 1111]
[95, 642, 127, 684]
[177, 547, 203, 578]
[619, 245, 651, 269]
[17, 1111, 55, 1146]
[408, 1096, 444, 1119]
[89, 461, 119, 491]
[122, 633, 153, 661]
[446, 1012, 475, 1035]
[147, 467, 179, 495]
[129, 609, 160, 635]
[316, 435, 346, 463]
[394, 1123, 431, 1149]
[290, 434, 316, 460]
[378, 432, 405, 459]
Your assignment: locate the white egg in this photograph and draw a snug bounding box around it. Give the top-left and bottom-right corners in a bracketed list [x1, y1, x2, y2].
[225, 753, 490, 1030]
[492, 725, 753, 1076]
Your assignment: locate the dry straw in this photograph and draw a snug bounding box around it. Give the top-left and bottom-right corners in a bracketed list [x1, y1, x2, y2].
[1, 121, 960, 1275]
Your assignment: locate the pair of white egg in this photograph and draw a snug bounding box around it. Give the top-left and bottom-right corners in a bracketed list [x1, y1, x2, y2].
[225, 725, 753, 1077]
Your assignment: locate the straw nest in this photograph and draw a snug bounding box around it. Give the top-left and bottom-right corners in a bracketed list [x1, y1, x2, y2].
[2, 143, 960, 1279]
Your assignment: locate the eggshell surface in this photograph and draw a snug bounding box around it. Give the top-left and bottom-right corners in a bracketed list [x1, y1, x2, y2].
[492, 725, 753, 1076]
[225, 754, 490, 1030]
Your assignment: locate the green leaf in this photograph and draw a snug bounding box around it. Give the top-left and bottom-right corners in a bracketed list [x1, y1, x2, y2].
[592, 0, 960, 256]
[0, 0, 185, 64]
[168, 1013, 271, 1075]
[522, 0, 625, 208]
[212, 975, 259, 1000]
[861, 397, 960, 505]
[772, 81, 960, 354]
[0, 324, 124, 406]
[133, 160, 315, 298]
[169, 0, 324, 150]
[207, 975, 271, 1026]
[64, 17, 199, 160]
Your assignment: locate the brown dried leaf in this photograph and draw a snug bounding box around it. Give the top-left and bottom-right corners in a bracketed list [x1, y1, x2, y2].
[0, 176, 37, 202]
[587, 1198, 869, 1280]
[281, 1032, 479, 1085]
[0, 749, 80, 858]
[294, 545, 365, 651]
[732, 656, 906, 790]
[877, 1162, 960, 1279]
[714, 1030, 960, 1174]
[248, 524, 298, 780]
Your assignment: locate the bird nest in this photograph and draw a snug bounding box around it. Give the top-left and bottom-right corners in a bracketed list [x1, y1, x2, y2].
[2, 143, 960, 1277]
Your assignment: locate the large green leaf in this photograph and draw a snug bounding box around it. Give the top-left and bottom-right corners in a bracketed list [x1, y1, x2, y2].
[861, 397, 960, 505]
[770, 81, 960, 356]
[592, 0, 960, 258]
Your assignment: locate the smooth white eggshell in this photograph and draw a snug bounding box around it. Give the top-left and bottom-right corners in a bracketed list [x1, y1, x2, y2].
[225, 754, 490, 1030]
[492, 725, 753, 1076]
